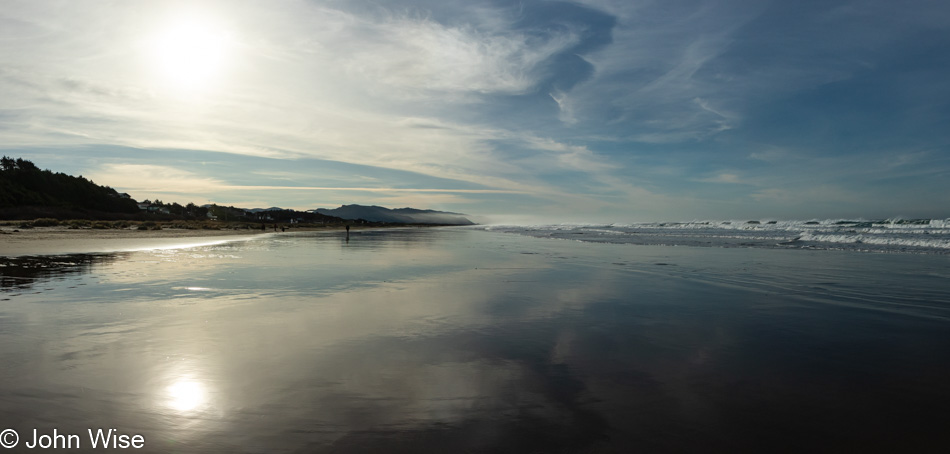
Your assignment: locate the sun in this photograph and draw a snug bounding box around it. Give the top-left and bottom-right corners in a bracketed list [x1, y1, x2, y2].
[148, 16, 232, 92]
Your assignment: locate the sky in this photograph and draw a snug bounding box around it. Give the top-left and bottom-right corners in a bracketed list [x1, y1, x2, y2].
[1, 0, 949, 223]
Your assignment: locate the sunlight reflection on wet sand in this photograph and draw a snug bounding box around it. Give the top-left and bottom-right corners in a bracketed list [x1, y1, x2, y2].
[0, 229, 267, 257]
[1, 228, 949, 452]
[167, 380, 207, 412]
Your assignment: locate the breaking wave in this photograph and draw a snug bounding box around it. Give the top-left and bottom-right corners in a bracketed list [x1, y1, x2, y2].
[480, 218, 950, 254]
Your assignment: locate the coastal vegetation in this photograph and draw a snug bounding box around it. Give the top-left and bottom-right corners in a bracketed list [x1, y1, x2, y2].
[0, 156, 139, 218]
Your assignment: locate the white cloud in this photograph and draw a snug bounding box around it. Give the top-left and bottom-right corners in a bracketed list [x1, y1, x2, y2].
[89, 163, 523, 195]
[522, 136, 614, 174]
[549, 90, 577, 125]
[285, 3, 582, 99]
[86, 164, 228, 194]
[698, 173, 743, 184]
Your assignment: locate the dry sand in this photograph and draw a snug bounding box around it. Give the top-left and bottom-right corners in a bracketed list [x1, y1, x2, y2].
[0, 226, 273, 256]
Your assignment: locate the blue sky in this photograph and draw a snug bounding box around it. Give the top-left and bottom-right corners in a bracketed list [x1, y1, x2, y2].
[1, 0, 948, 222]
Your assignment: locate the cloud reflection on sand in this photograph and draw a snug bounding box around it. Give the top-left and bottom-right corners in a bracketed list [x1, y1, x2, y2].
[2, 228, 949, 451]
[0, 229, 621, 451]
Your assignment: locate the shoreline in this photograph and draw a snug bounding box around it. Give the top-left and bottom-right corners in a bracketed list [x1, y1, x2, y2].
[0, 226, 282, 257]
[0, 225, 444, 257]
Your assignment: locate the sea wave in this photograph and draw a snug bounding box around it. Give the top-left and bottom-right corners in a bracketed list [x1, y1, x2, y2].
[479, 218, 950, 254]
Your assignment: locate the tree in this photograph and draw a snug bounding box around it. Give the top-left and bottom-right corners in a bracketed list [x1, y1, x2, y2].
[15, 158, 38, 172]
[0, 156, 14, 171]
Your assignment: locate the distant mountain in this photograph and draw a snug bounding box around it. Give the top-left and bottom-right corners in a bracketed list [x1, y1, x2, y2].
[313, 205, 475, 225]
[246, 207, 285, 213]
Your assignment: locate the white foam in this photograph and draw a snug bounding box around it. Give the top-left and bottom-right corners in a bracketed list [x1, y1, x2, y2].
[485, 218, 950, 254]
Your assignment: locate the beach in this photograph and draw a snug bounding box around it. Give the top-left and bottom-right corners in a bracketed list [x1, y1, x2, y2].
[1, 227, 949, 452]
[0, 226, 307, 257]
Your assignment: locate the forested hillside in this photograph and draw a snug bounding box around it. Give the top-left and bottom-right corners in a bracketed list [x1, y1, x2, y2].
[0, 157, 139, 217]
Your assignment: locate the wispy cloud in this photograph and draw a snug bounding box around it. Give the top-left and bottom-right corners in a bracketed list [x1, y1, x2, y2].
[549, 90, 577, 125]
[697, 173, 744, 184]
[87, 164, 230, 195]
[340, 14, 579, 97]
[90, 164, 524, 195]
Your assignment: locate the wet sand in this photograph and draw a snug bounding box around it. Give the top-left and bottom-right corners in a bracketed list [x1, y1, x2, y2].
[0, 226, 271, 256]
[2, 228, 949, 452]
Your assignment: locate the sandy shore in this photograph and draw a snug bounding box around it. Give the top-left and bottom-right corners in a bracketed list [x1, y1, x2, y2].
[0, 226, 276, 256]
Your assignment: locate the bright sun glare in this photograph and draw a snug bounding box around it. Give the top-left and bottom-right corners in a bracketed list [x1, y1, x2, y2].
[149, 17, 231, 91]
[167, 380, 206, 412]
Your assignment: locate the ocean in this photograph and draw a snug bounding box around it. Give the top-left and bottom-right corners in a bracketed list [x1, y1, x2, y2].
[1, 226, 949, 452]
[482, 218, 950, 254]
